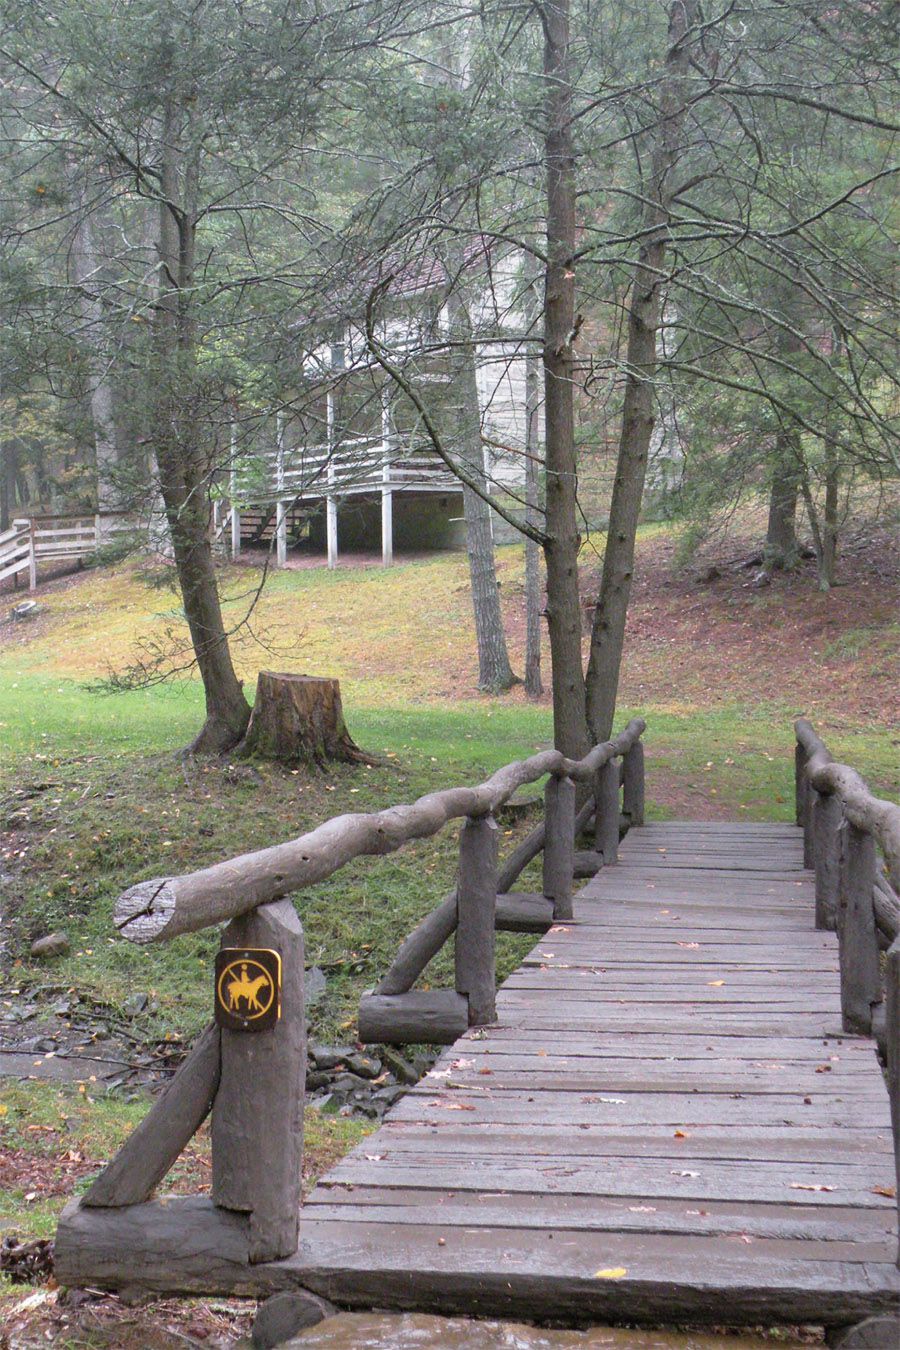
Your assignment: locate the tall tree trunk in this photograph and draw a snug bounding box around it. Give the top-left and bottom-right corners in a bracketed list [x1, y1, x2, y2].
[524, 295, 543, 700]
[448, 291, 518, 692]
[542, 0, 588, 758]
[585, 0, 699, 743]
[154, 97, 251, 755]
[765, 432, 801, 566]
[67, 172, 120, 514]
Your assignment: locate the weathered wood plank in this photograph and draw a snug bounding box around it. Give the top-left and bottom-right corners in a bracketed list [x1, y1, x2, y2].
[285, 1218, 900, 1327]
[303, 1188, 894, 1244]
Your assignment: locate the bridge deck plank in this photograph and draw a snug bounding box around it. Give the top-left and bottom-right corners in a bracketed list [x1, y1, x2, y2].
[290, 820, 899, 1326]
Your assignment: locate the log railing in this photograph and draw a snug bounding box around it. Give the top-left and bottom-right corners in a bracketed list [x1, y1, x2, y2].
[359, 724, 645, 1044]
[56, 719, 645, 1278]
[794, 717, 900, 1243]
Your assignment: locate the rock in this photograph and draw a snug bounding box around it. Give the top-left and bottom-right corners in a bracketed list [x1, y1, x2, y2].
[304, 967, 327, 1008]
[342, 1052, 381, 1080]
[379, 1046, 419, 1085]
[30, 932, 69, 960]
[373, 1084, 407, 1109]
[18, 1037, 57, 1054]
[411, 1050, 438, 1078]
[307, 1093, 336, 1114]
[305, 1070, 332, 1092]
[826, 1317, 900, 1349]
[252, 1290, 337, 1348]
[122, 993, 149, 1017]
[308, 1044, 353, 1070]
[328, 1072, 376, 1101]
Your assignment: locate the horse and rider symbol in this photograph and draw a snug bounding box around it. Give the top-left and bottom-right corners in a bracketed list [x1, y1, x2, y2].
[214, 948, 281, 1031]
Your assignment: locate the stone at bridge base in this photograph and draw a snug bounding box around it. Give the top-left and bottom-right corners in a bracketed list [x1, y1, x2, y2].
[826, 1315, 900, 1349]
[252, 1289, 337, 1349]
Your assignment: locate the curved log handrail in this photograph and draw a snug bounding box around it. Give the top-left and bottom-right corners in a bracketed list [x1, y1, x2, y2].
[795, 716, 900, 898]
[114, 718, 646, 944]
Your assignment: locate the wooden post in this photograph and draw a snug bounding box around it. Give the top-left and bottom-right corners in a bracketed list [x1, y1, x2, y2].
[622, 740, 645, 827]
[275, 501, 287, 568]
[211, 899, 305, 1263]
[883, 935, 900, 1264]
[455, 814, 498, 1026]
[326, 492, 338, 568]
[837, 823, 881, 1036]
[795, 740, 808, 828]
[812, 789, 842, 930]
[801, 772, 814, 870]
[28, 517, 36, 590]
[543, 774, 575, 920]
[594, 759, 620, 864]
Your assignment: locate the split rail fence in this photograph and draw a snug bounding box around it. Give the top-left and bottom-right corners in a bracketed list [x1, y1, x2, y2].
[0, 514, 132, 591]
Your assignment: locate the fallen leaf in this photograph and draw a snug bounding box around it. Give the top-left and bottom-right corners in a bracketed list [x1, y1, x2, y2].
[789, 1183, 836, 1192]
[676, 941, 700, 949]
[871, 1185, 896, 1198]
[628, 1205, 657, 1213]
[593, 1267, 627, 1279]
[477, 1068, 492, 1075]
[814, 1064, 832, 1073]
[674, 1129, 690, 1139]
[707, 980, 725, 987]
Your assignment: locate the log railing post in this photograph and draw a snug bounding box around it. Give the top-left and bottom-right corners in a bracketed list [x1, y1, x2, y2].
[594, 759, 620, 864]
[884, 935, 900, 1264]
[837, 822, 881, 1036]
[622, 741, 645, 827]
[795, 739, 808, 828]
[543, 774, 575, 920]
[211, 899, 305, 1263]
[812, 789, 842, 931]
[455, 814, 498, 1026]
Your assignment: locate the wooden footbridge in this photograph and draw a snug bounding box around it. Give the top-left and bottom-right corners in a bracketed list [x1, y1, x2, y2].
[56, 720, 900, 1339]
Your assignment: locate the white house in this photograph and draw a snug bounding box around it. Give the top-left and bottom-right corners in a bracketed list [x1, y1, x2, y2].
[222, 246, 539, 566]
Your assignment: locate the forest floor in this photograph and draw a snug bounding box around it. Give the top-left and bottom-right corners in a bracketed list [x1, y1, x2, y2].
[0, 514, 897, 1348]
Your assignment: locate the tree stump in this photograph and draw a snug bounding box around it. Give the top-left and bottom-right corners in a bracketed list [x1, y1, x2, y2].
[239, 673, 370, 766]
